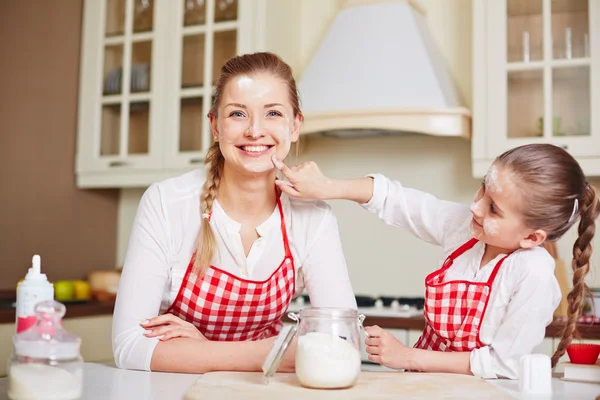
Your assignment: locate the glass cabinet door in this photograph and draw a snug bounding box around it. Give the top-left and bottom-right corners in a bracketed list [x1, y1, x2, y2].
[488, 0, 598, 157]
[100, 0, 155, 167]
[166, 0, 238, 168]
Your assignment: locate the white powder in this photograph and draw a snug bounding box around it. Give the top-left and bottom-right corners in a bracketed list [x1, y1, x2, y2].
[485, 165, 502, 193]
[9, 364, 82, 400]
[295, 331, 361, 389]
[469, 222, 481, 239]
[483, 218, 500, 236]
[469, 201, 481, 215]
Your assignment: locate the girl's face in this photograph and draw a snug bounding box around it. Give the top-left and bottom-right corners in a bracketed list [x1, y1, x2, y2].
[210, 73, 301, 175]
[469, 164, 541, 251]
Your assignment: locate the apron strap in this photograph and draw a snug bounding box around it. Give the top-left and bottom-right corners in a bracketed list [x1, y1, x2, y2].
[276, 196, 293, 259]
[440, 238, 479, 271]
[449, 238, 479, 260]
[486, 251, 513, 284]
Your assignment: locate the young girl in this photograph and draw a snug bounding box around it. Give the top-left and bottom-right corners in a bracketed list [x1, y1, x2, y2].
[112, 52, 356, 373]
[272, 144, 600, 379]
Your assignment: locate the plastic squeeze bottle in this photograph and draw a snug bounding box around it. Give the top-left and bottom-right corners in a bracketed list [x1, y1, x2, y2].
[15, 255, 54, 333]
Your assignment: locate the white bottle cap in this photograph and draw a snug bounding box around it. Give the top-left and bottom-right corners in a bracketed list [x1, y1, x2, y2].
[25, 254, 48, 281]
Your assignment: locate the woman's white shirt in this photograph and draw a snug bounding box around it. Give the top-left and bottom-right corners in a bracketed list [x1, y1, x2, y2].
[362, 174, 561, 379]
[112, 169, 357, 371]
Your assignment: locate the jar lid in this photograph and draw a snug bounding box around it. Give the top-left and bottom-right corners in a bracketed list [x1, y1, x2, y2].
[13, 300, 81, 360]
[262, 314, 299, 378]
[298, 307, 358, 320]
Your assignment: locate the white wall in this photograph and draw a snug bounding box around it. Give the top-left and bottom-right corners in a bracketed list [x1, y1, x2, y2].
[116, 0, 600, 296]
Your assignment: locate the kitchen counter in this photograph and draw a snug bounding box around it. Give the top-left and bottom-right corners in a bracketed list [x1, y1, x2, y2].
[0, 363, 597, 400]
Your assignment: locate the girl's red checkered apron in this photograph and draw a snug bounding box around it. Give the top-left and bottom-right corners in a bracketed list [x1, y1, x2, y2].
[414, 238, 512, 352]
[165, 197, 295, 341]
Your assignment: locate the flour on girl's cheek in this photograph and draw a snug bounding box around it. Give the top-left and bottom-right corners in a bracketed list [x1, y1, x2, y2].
[483, 218, 500, 236]
[469, 223, 483, 239]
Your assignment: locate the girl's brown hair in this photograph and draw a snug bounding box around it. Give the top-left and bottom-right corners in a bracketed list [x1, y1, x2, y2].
[193, 52, 303, 276]
[495, 143, 600, 367]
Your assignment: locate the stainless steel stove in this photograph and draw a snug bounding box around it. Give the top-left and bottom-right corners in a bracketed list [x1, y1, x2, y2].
[288, 294, 424, 318]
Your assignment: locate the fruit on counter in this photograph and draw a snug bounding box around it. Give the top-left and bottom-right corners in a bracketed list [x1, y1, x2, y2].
[88, 269, 121, 302]
[73, 280, 91, 301]
[54, 281, 75, 302]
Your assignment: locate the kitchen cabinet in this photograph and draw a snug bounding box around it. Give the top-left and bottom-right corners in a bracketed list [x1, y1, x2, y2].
[472, 0, 600, 177]
[76, 0, 265, 188]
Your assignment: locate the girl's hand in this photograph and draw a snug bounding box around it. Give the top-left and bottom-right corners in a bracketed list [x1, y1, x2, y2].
[364, 325, 411, 370]
[272, 156, 336, 200]
[141, 314, 208, 341]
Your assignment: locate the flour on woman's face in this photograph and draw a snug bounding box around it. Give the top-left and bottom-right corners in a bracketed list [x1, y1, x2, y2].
[214, 73, 298, 174]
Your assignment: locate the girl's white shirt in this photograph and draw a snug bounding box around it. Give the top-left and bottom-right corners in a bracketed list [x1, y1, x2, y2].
[112, 169, 357, 371]
[362, 174, 561, 379]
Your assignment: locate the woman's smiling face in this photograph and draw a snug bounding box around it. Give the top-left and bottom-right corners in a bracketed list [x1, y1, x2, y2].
[210, 72, 301, 175]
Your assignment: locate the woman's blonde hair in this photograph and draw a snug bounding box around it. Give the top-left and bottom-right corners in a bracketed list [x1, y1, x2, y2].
[193, 52, 303, 276]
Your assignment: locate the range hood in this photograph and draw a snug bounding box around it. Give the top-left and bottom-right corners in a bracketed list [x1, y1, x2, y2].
[298, 0, 471, 139]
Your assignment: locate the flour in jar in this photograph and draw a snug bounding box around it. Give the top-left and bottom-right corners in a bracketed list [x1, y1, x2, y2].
[9, 364, 82, 400]
[295, 331, 361, 389]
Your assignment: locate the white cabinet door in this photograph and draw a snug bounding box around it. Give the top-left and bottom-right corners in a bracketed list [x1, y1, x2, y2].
[473, 0, 600, 177]
[77, 0, 168, 188]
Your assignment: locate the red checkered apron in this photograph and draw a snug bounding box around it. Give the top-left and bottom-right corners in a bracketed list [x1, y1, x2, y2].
[414, 238, 512, 352]
[165, 197, 295, 341]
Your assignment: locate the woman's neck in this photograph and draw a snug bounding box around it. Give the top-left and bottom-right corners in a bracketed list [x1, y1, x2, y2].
[217, 165, 278, 224]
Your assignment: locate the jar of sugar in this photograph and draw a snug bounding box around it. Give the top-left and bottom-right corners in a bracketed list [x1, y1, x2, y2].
[291, 308, 365, 389]
[8, 300, 83, 400]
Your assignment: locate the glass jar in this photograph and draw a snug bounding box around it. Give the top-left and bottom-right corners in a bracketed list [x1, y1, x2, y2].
[8, 300, 83, 400]
[290, 307, 365, 389]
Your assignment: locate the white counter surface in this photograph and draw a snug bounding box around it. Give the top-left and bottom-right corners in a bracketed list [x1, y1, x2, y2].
[0, 363, 597, 399]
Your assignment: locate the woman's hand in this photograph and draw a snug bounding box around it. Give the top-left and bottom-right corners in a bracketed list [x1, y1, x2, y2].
[141, 314, 208, 341]
[364, 325, 411, 370]
[272, 156, 336, 200]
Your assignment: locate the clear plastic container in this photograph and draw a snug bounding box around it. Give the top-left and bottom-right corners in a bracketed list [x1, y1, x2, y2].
[291, 307, 364, 389]
[8, 300, 83, 400]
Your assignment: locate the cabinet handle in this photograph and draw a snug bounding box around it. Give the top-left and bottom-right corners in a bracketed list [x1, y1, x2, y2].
[560, 145, 569, 150]
[108, 160, 128, 167]
[189, 158, 204, 164]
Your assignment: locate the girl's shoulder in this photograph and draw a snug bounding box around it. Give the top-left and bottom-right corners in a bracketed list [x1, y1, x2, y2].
[502, 245, 557, 282]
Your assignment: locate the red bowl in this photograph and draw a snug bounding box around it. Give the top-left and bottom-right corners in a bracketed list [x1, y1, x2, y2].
[566, 343, 600, 365]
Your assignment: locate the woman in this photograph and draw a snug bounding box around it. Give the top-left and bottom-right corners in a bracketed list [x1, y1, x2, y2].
[112, 52, 356, 373]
